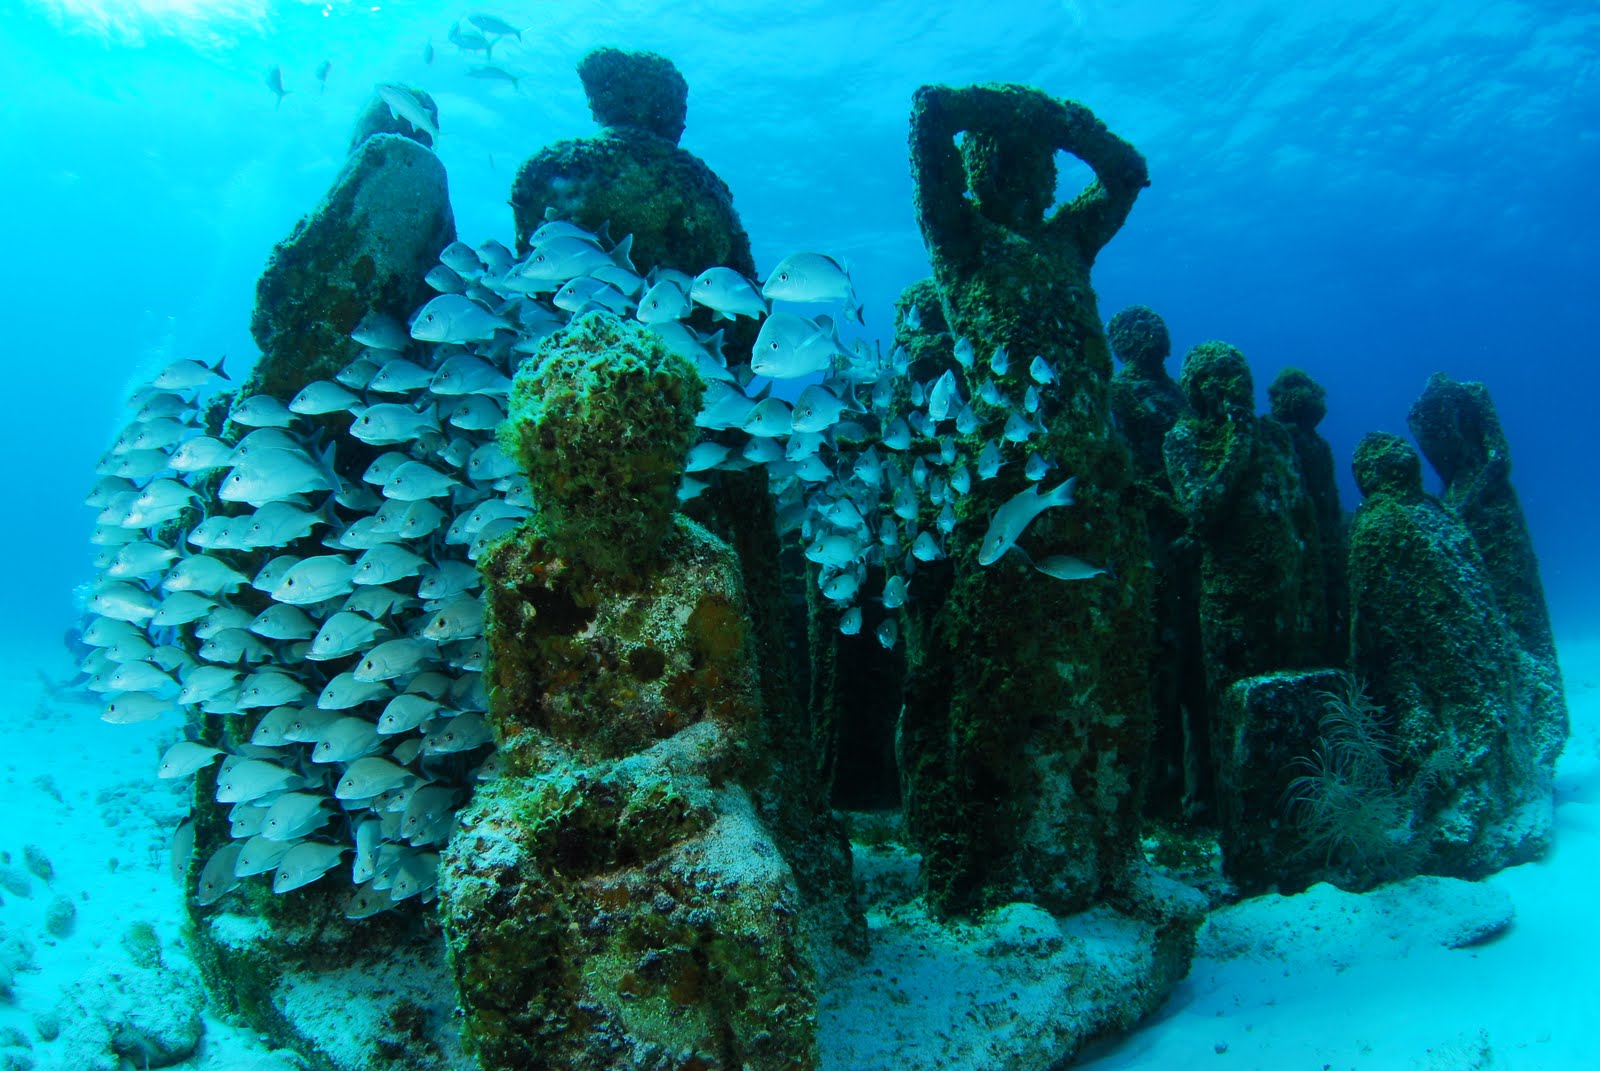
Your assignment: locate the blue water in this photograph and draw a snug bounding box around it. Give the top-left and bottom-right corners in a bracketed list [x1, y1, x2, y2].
[4, 2, 1595, 633]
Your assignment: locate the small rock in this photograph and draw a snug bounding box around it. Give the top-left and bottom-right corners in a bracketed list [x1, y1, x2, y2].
[45, 896, 76, 938]
[31, 1012, 59, 1043]
[22, 846, 52, 885]
[0, 867, 30, 899]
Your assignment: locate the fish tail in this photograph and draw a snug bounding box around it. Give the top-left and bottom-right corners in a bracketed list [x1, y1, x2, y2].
[1046, 476, 1077, 509]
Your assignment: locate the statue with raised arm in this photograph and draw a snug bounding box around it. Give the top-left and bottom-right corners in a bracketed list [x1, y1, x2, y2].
[895, 84, 1176, 920]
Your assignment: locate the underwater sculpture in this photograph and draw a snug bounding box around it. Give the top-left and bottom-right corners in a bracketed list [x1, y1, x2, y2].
[893, 82, 1156, 916]
[508, 46, 862, 967]
[1265, 367, 1348, 669]
[248, 85, 454, 403]
[440, 313, 819, 1070]
[1344, 431, 1557, 879]
[78, 38, 1573, 1071]
[1406, 372, 1567, 763]
[1107, 305, 1205, 819]
[1162, 341, 1328, 814]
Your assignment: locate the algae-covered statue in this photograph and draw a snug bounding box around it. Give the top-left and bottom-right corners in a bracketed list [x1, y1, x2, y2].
[440, 313, 821, 1070]
[896, 83, 1158, 915]
[1107, 305, 1204, 819]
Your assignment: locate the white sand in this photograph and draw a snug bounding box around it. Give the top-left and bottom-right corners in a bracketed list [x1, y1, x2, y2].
[1, 632, 1594, 1070]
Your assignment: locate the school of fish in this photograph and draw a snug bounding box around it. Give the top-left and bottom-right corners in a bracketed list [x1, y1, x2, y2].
[79, 218, 1098, 914]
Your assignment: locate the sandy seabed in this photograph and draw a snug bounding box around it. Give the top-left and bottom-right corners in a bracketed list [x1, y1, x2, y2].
[2, 633, 1595, 1071]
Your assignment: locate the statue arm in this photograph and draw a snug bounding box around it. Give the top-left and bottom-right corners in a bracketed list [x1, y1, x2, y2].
[909, 84, 985, 268]
[1043, 99, 1149, 260]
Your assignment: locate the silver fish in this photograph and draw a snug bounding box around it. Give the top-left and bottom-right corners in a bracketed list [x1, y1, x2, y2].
[431, 354, 510, 396]
[236, 669, 312, 709]
[742, 397, 793, 438]
[336, 756, 413, 800]
[411, 295, 509, 344]
[439, 241, 481, 276]
[378, 694, 446, 735]
[198, 628, 272, 665]
[466, 12, 522, 38]
[977, 477, 1077, 566]
[151, 355, 228, 391]
[369, 358, 435, 394]
[242, 499, 333, 548]
[690, 267, 766, 319]
[311, 717, 383, 763]
[252, 554, 301, 594]
[448, 395, 505, 431]
[762, 252, 856, 313]
[417, 560, 481, 600]
[636, 280, 690, 324]
[382, 461, 459, 501]
[105, 661, 175, 694]
[466, 443, 516, 483]
[262, 793, 330, 842]
[106, 541, 179, 579]
[389, 850, 441, 899]
[231, 394, 298, 429]
[308, 612, 391, 661]
[101, 692, 174, 724]
[266, 65, 289, 108]
[350, 403, 439, 446]
[162, 555, 249, 596]
[336, 357, 381, 390]
[219, 445, 337, 506]
[839, 607, 862, 635]
[375, 83, 439, 141]
[169, 435, 235, 473]
[954, 337, 975, 369]
[317, 672, 392, 710]
[553, 276, 630, 315]
[420, 596, 484, 642]
[425, 264, 467, 294]
[1032, 554, 1108, 582]
[235, 835, 297, 877]
[751, 312, 838, 379]
[272, 841, 347, 893]
[197, 842, 244, 905]
[791, 383, 856, 434]
[977, 440, 1004, 479]
[353, 639, 434, 682]
[214, 758, 299, 804]
[927, 370, 960, 421]
[250, 705, 310, 746]
[421, 710, 493, 754]
[176, 665, 239, 706]
[352, 544, 428, 586]
[89, 582, 159, 624]
[289, 380, 360, 415]
[272, 555, 355, 605]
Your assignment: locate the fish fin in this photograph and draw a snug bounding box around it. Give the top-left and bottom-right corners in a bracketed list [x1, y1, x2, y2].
[1045, 476, 1077, 509]
[211, 354, 230, 381]
[610, 233, 636, 275]
[315, 442, 345, 498]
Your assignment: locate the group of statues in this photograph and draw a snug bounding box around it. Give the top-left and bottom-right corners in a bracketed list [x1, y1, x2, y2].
[168, 47, 1565, 1071]
[1106, 305, 1566, 893]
